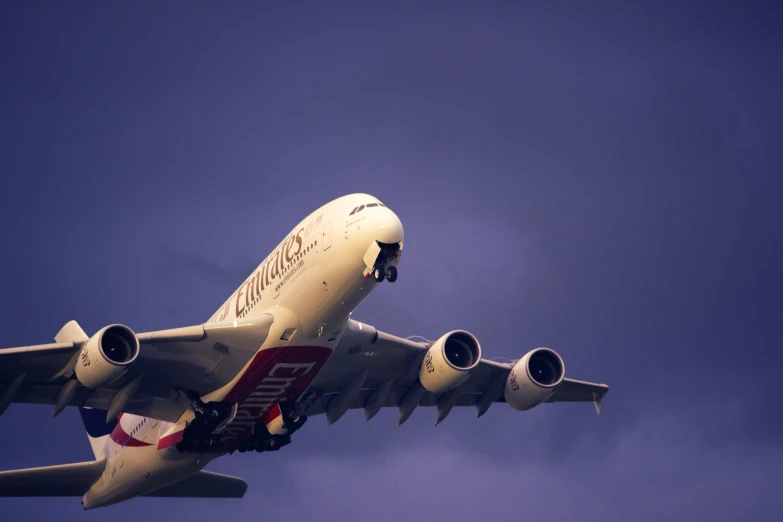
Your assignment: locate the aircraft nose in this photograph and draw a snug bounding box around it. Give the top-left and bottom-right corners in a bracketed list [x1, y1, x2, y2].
[374, 207, 404, 247]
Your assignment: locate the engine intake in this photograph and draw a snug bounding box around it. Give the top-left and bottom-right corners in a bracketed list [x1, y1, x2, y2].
[419, 330, 482, 394]
[504, 348, 565, 411]
[74, 324, 140, 389]
[100, 326, 137, 364]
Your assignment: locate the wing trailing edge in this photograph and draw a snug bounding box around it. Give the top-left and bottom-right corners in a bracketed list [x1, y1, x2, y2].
[142, 471, 248, 498]
[0, 460, 106, 497]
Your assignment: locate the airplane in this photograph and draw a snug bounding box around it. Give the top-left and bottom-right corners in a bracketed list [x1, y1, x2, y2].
[0, 193, 608, 509]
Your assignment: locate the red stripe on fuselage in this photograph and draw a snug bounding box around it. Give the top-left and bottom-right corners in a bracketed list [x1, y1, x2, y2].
[214, 345, 332, 451]
[263, 403, 282, 425]
[157, 429, 184, 451]
[110, 417, 153, 447]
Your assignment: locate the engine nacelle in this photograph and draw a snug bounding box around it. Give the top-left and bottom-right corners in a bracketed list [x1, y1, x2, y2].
[74, 324, 140, 389]
[419, 330, 482, 394]
[504, 348, 565, 411]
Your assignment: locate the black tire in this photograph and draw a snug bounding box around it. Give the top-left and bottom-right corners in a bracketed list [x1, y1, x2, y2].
[284, 415, 306, 433]
[387, 266, 398, 283]
[373, 267, 385, 282]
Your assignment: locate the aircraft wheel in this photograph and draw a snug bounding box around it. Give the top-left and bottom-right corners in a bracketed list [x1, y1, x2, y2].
[373, 267, 385, 282]
[292, 416, 307, 431]
[284, 416, 305, 433]
[386, 266, 397, 283]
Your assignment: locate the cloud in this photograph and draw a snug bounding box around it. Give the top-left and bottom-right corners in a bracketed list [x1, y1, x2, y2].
[233, 405, 783, 522]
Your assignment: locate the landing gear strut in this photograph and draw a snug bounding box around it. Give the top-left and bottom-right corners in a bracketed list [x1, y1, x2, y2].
[175, 390, 237, 453]
[235, 404, 308, 454]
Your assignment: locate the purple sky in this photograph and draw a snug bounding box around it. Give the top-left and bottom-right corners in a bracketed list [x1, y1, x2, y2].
[1, 2, 782, 521]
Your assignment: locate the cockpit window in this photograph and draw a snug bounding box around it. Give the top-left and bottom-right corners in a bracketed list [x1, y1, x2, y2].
[351, 202, 385, 215]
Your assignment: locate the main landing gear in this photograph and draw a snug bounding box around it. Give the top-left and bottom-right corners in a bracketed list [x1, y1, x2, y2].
[175, 390, 237, 453]
[235, 405, 308, 454]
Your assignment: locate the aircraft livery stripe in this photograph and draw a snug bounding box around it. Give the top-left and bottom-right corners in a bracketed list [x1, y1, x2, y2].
[157, 430, 184, 451]
[212, 344, 333, 452]
[109, 417, 153, 447]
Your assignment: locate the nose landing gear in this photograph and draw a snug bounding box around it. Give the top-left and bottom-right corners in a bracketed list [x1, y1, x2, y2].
[369, 240, 401, 283]
[373, 264, 398, 283]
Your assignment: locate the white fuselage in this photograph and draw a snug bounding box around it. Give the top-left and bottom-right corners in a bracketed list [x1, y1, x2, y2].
[82, 193, 404, 509]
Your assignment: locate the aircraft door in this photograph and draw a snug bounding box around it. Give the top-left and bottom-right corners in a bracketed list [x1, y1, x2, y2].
[322, 221, 332, 251]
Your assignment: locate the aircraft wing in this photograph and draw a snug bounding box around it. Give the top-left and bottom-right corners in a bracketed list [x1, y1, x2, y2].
[0, 315, 274, 422]
[143, 470, 247, 498]
[299, 319, 609, 424]
[0, 460, 106, 497]
[0, 460, 246, 499]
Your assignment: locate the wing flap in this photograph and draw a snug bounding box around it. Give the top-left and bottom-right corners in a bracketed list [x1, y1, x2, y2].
[0, 460, 105, 497]
[143, 470, 247, 498]
[11, 384, 186, 422]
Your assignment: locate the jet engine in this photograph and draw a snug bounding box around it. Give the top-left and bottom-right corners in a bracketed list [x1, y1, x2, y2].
[419, 330, 482, 394]
[504, 348, 565, 411]
[74, 324, 140, 389]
